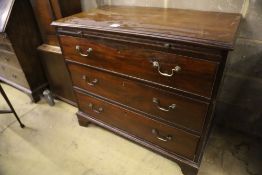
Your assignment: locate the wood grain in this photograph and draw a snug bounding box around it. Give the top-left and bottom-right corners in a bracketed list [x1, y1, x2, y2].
[29, 0, 59, 45]
[53, 5, 241, 49]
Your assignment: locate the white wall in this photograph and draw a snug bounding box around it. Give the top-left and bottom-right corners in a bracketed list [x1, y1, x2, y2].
[81, 0, 98, 10]
[81, 0, 246, 13]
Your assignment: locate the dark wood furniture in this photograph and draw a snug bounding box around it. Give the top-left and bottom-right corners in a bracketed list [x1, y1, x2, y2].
[29, 0, 81, 105]
[0, 84, 25, 128]
[53, 6, 241, 175]
[0, 0, 47, 102]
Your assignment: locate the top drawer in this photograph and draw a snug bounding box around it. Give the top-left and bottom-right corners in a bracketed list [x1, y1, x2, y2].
[60, 35, 219, 98]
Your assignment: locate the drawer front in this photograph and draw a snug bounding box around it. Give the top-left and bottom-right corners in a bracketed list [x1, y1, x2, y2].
[0, 63, 29, 89]
[60, 35, 219, 98]
[75, 90, 200, 160]
[69, 63, 208, 133]
[0, 50, 21, 69]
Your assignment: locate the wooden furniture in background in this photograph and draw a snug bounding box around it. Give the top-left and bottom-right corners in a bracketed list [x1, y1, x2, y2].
[29, 0, 81, 105]
[0, 0, 47, 102]
[53, 6, 241, 175]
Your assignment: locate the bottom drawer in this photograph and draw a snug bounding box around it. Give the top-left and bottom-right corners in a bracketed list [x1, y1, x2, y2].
[75, 90, 200, 160]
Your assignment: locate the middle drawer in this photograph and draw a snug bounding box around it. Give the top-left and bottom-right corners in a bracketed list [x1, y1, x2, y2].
[69, 63, 209, 133]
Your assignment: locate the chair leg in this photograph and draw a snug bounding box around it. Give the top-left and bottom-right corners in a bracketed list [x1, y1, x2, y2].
[0, 85, 25, 128]
[11, 108, 25, 128]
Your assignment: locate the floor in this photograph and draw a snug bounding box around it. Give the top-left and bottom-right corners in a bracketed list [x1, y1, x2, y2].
[0, 83, 261, 175]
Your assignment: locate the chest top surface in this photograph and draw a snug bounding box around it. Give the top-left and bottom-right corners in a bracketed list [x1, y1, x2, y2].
[52, 5, 241, 50]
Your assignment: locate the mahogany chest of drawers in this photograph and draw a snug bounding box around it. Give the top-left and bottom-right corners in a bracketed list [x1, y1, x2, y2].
[53, 6, 241, 175]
